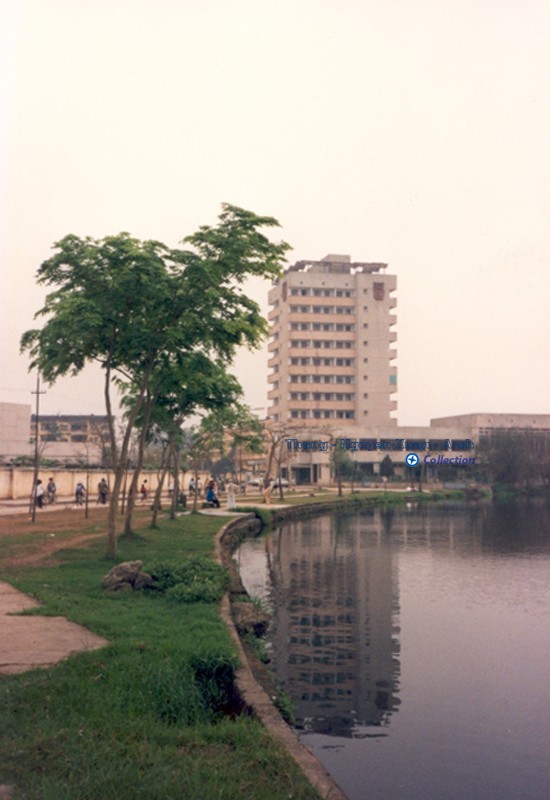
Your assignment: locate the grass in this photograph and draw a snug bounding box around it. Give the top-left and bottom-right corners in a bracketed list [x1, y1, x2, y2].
[0, 513, 322, 800]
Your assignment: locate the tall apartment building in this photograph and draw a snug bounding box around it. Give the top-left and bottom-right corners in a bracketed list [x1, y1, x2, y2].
[267, 255, 397, 428]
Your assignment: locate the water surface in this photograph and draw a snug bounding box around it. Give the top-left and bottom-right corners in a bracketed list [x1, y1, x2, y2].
[235, 500, 550, 800]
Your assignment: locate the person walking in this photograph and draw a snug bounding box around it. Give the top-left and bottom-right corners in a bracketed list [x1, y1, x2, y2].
[98, 478, 108, 505]
[226, 478, 238, 510]
[263, 476, 272, 506]
[47, 477, 57, 504]
[75, 482, 86, 505]
[140, 480, 148, 503]
[35, 479, 45, 509]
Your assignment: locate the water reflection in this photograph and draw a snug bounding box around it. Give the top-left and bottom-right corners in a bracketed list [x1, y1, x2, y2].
[267, 511, 401, 736]
[236, 498, 550, 737]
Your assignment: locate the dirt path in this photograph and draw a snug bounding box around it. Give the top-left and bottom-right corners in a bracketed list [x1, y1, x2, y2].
[0, 507, 151, 569]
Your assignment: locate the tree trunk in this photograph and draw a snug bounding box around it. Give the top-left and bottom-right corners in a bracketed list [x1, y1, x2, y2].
[123, 395, 154, 535]
[170, 443, 178, 520]
[151, 446, 169, 528]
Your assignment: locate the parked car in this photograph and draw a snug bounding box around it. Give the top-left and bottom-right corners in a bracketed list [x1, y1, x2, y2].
[272, 478, 289, 488]
[247, 477, 263, 487]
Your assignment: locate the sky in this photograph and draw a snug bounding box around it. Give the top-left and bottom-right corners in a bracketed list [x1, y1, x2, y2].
[2, 0, 549, 427]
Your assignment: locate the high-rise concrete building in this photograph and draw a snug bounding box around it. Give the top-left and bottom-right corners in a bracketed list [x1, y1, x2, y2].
[267, 255, 397, 427]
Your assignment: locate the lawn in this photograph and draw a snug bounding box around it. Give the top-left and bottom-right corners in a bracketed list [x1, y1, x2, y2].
[0, 512, 322, 800]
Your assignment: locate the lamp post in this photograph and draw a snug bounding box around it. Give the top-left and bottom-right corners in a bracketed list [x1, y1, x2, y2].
[29, 373, 46, 522]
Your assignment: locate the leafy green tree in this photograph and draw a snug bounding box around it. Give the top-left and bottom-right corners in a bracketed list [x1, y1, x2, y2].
[21, 205, 289, 557]
[478, 432, 550, 489]
[379, 454, 394, 478]
[330, 445, 354, 496]
[183, 404, 264, 512]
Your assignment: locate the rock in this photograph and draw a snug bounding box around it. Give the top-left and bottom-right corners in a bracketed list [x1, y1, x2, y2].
[133, 571, 155, 590]
[101, 560, 143, 591]
[232, 601, 270, 637]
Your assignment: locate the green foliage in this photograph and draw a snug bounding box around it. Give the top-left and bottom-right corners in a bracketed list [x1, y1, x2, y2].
[0, 516, 321, 799]
[478, 432, 550, 487]
[21, 205, 290, 556]
[145, 557, 230, 603]
[234, 506, 273, 527]
[379, 454, 395, 477]
[273, 689, 296, 725]
[243, 631, 271, 664]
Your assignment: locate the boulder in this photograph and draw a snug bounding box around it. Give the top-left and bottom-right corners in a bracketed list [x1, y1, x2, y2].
[101, 560, 144, 591]
[232, 601, 270, 637]
[133, 571, 155, 590]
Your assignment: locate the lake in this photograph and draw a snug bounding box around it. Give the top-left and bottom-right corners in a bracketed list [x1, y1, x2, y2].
[234, 499, 550, 800]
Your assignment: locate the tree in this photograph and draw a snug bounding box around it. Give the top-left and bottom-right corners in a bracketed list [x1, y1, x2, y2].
[330, 445, 354, 496]
[21, 204, 290, 557]
[478, 432, 550, 489]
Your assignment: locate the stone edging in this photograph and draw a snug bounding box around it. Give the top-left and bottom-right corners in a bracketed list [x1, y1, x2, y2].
[215, 511, 349, 800]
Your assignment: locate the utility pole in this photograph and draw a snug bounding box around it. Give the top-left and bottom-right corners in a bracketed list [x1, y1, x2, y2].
[30, 373, 46, 522]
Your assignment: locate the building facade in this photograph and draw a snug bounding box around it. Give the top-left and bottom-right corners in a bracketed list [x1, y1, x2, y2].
[0, 403, 33, 462]
[267, 254, 397, 428]
[31, 414, 111, 464]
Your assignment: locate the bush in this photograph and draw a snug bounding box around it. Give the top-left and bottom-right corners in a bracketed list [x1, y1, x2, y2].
[145, 557, 229, 603]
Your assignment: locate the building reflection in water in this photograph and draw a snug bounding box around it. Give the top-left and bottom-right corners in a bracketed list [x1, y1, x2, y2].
[267, 508, 401, 737]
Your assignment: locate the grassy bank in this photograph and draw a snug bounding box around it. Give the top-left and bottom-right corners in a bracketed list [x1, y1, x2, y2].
[0, 513, 322, 800]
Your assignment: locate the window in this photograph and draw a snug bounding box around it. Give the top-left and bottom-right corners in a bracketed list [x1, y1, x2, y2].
[373, 282, 385, 301]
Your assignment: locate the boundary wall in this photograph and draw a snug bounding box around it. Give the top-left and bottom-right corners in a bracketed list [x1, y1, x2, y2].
[0, 468, 209, 501]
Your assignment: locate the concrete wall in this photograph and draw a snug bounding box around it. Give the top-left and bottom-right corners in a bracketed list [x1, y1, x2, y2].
[0, 468, 207, 500]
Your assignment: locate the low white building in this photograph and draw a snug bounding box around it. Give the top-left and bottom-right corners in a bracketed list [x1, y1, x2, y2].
[0, 403, 32, 461]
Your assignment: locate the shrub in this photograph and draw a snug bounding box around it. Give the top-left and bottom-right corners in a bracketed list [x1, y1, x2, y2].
[145, 557, 229, 603]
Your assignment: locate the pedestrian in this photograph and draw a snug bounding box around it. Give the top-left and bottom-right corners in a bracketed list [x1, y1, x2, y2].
[196, 477, 202, 497]
[263, 476, 272, 506]
[75, 482, 86, 505]
[47, 477, 57, 504]
[226, 478, 238, 510]
[98, 478, 108, 505]
[188, 477, 195, 495]
[35, 479, 45, 509]
[140, 480, 148, 503]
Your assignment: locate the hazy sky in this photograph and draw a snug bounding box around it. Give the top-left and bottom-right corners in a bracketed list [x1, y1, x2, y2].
[2, 0, 549, 426]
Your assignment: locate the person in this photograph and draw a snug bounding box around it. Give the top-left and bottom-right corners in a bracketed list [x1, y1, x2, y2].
[75, 481, 86, 505]
[188, 477, 195, 495]
[196, 477, 202, 497]
[226, 478, 238, 510]
[98, 478, 108, 505]
[140, 480, 148, 503]
[206, 481, 220, 508]
[35, 479, 45, 509]
[263, 476, 272, 506]
[47, 477, 56, 504]
[168, 479, 174, 498]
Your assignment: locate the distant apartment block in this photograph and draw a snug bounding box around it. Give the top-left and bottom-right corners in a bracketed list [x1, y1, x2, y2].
[267, 254, 397, 427]
[31, 414, 111, 464]
[430, 413, 550, 439]
[0, 403, 33, 461]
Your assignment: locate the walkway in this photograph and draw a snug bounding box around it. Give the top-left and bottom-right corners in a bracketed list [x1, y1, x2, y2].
[0, 582, 108, 675]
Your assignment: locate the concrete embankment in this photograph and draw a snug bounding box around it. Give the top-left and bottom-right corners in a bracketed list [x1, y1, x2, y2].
[215, 506, 351, 800]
